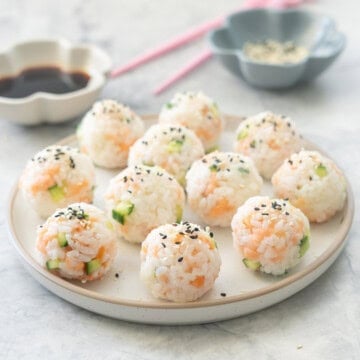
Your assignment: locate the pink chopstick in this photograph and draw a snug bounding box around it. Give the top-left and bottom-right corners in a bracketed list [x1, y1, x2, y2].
[110, 0, 273, 78]
[153, 0, 307, 95]
[110, 16, 225, 78]
[153, 49, 212, 95]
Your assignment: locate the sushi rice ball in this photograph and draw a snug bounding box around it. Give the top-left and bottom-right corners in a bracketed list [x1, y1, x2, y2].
[105, 165, 186, 243]
[272, 150, 347, 223]
[140, 222, 221, 302]
[186, 152, 263, 227]
[128, 123, 204, 185]
[19, 145, 95, 218]
[231, 196, 310, 276]
[234, 111, 303, 179]
[77, 99, 145, 168]
[36, 203, 117, 281]
[158, 91, 223, 152]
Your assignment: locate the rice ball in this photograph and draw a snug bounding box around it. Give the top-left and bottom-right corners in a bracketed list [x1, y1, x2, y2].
[234, 111, 303, 179]
[231, 196, 310, 276]
[272, 150, 347, 223]
[77, 99, 145, 168]
[128, 124, 204, 185]
[186, 152, 263, 227]
[36, 203, 117, 281]
[19, 145, 95, 218]
[105, 165, 186, 243]
[158, 91, 223, 152]
[140, 222, 221, 302]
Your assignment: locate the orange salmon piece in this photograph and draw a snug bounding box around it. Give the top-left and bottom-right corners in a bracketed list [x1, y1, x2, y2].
[190, 275, 205, 288]
[208, 198, 234, 218]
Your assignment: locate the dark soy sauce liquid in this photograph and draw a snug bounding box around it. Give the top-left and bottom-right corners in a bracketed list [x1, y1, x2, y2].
[0, 66, 90, 98]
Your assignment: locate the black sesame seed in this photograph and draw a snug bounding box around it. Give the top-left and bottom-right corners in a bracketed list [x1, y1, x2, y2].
[115, 273, 119, 278]
[254, 207, 260, 211]
[178, 257, 184, 262]
[220, 293, 227, 297]
[209, 232, 214, 238]
[69, 157, 75, 169]
[161, 243, 166, 248]
[262, 213, 269, 216]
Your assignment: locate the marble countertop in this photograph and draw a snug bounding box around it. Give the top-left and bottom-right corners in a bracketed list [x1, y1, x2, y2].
[0, 0, 359, 358]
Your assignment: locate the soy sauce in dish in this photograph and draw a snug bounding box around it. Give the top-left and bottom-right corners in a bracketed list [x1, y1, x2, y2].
[0, 66, 90, 99]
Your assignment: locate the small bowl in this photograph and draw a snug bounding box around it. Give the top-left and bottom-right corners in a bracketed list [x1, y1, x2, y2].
[0, 38, 111, 125]
[208, 9, 346, 89]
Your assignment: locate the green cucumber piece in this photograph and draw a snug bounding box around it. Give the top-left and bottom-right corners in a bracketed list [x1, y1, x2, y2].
[48, 184, 65, 203]
[57, 232, 68, 247]
[46, 259, 60, 270]
[242, 258, 261, 271]
[175, 204, 183, 223]
[106, 221, 114, 230]
[210, 102, 219, 116]
[237, 129, 248, 141]
[166, 139, 184, 153]
[205, 145, 219, 154]
[177, 175, 186, 187]
[143, 161, 154, 167]
[112, 201, 135, 225]
[238, 167, 250, 174]
[299, 235, 310, 257]
[209, 164, 219, 172]
[85, 259, 101, 274]
[315, 164, 327, 178]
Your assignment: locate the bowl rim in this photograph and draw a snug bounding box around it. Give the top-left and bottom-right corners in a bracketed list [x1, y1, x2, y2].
[209, 8, 344, 69]
[0, 37, 112, 104]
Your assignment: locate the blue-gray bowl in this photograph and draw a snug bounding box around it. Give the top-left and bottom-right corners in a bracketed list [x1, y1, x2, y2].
[208, 9, 346, 89]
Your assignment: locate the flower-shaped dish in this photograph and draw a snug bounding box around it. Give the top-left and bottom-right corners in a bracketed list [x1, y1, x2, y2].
[209, 9, 346, 89]
[0, 38, 111, 125]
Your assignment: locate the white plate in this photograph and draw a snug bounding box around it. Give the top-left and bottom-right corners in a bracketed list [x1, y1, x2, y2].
[6, 115, 354, 325]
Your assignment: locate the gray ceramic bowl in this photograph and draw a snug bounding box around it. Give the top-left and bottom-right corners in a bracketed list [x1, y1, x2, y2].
[208, 9, 346, 89]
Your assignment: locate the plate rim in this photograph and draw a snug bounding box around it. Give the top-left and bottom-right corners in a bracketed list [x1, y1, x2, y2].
[6, 114, 355, 310]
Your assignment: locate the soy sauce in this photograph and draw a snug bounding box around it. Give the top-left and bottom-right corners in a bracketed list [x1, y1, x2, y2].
[0, 66, 90, 99]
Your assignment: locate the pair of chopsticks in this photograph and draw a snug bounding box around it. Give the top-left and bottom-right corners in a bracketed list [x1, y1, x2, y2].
[110, 0, 307, 95]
